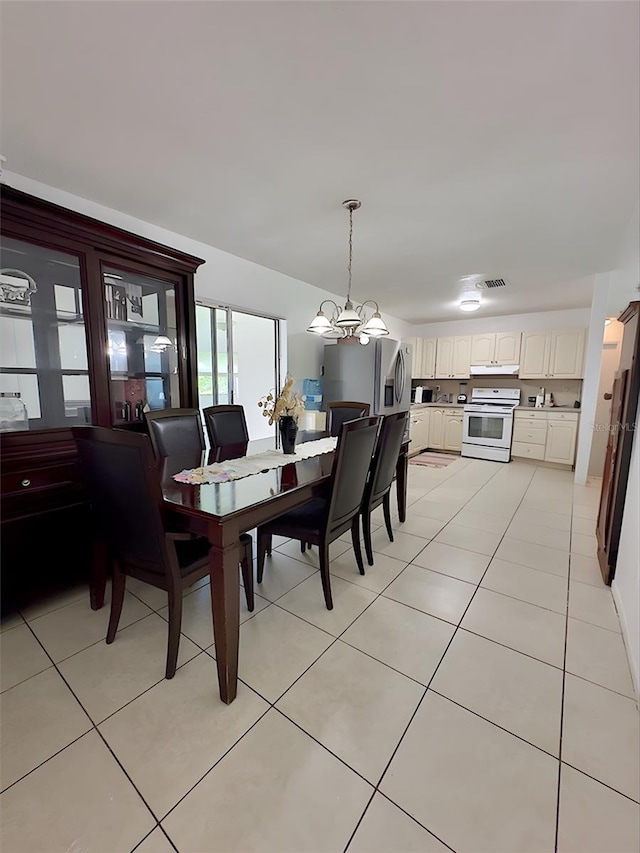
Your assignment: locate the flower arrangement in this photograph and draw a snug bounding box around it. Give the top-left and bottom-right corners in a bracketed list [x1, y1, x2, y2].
[258, 375, 305, 425]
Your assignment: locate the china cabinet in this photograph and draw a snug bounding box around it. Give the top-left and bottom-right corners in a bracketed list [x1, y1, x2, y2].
[0, 186, 204, 608]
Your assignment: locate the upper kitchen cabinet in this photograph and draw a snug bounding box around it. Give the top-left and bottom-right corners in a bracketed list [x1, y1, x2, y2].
[405, 337, 436, 379]
[0, 186, 204, 605]
[435, 336, 471, 379]
[519, 329, 585, 379]
[470, 332, 521, 366]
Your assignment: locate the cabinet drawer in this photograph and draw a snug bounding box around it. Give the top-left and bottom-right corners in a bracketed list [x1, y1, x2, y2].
[513, 425, 547, 446]
[514, 417, 546, 429]
[511, 441, 546, 460]
[515, 410, 548, 420]
[547, 411, 579, 422]
[1, 462, 78, 498]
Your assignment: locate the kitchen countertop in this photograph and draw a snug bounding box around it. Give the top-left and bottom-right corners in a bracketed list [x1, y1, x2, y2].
[411, 402, 464, 409]
[515, 406, 581, 413]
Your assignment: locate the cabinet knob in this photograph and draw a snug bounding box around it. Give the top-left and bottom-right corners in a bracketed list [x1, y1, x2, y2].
[21, 478, 31, 487]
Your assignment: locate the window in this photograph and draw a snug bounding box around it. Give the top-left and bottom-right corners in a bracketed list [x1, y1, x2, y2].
[196, 303, 281, 440]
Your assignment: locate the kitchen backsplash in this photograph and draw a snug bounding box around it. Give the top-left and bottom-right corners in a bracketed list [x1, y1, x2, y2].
[412, 376, 582, 408]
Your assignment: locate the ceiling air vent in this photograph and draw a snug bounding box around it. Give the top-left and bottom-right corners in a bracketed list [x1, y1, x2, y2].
[482, 277, 508, 289]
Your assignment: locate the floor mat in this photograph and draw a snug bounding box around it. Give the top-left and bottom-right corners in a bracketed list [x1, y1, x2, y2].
[409, 451, 459, 468]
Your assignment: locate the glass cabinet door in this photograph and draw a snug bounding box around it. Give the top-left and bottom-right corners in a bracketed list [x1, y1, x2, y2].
[103, 266, 180, 424]
[0, 236, 91, 431]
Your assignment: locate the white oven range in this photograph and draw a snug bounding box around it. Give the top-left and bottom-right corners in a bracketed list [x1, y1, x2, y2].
[462, 388, 521, 463]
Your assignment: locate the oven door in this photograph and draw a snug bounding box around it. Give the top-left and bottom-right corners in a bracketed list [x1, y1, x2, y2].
[463, 411, 512, 448]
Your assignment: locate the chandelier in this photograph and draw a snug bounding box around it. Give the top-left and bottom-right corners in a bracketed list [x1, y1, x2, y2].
[307, 200, 389, 345]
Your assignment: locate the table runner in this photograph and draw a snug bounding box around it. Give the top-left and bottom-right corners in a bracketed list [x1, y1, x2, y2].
[173, 436, 338, 484]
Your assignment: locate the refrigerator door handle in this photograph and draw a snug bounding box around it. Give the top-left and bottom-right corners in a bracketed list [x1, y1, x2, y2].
[394, 349, 404, 405]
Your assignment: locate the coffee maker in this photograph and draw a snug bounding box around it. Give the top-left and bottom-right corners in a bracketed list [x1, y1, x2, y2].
[456, 382, 468, 404]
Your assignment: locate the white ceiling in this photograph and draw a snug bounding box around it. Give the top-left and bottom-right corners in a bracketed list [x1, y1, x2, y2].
[3, 1, 639, 323]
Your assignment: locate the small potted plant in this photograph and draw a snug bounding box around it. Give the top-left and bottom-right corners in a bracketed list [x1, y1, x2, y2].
[258, 376, 305, 454]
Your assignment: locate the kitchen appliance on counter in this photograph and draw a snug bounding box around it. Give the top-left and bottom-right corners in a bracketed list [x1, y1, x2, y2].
[457, 382, 468, 404]
[323, 339, 412, 439]
[462, 387, 521, 463]
[411, 386, 433, 404]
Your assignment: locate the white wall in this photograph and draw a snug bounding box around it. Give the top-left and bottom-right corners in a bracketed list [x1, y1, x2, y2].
[411, 306, 592, 339]
[588, 319, 624, 477]
[612, 396, 640, 697]
[574, 275, 610, 485]
[2, 171, 410, 386]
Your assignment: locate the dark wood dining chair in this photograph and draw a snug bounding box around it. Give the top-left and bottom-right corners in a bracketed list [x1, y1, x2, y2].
[72, 426, 215, 678]
[325, 401, 371, 437]
[144, 408, 254, 611]
[144, 408, 206, 468]
[202, 405, 250, 462]
[361, 411, 409, 566]
[256, 416, 381, 609]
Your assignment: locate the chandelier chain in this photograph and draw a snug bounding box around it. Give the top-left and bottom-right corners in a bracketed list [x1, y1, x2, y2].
[347, 206, 353, 303]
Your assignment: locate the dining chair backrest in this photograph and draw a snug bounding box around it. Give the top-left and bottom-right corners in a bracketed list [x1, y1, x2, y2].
[72, 426, 171, 576]
[202, 405, 250, 462]
[144, 409, 205, 467]
[363, 411, 408, 512]
[326, 416, 381, 538]
[325, 401, 371, 437]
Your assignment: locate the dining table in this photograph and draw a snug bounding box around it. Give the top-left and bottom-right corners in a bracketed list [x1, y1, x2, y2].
[159, 431, 409, 704]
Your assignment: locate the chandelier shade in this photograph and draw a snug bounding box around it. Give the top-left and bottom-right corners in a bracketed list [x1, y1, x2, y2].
[307, 200, 389, 344]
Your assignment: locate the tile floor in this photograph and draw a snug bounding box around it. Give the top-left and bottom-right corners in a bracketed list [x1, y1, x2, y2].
[1, 457, 638, 853]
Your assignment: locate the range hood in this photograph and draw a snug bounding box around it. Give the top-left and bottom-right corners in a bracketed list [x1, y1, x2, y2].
[470, 364, 520, 376]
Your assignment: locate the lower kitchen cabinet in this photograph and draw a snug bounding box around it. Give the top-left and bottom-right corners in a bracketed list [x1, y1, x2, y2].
[428, 408, 445, 449]
[409, 409, 430, 454]
[444, 410, 463, 452]
[545, 417, 578, 465]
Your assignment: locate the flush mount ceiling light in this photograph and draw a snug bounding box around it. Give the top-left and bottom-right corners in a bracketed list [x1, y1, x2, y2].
[457, 274, 484, 312]
[459, 296, 482, 312]
[307, 200, 389, 344]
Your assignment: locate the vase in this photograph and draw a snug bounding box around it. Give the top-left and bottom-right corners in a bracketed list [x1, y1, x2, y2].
[279, 416, 298, 454]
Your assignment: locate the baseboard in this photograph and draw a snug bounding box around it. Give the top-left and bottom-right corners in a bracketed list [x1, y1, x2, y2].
[611, 580, 640, 702]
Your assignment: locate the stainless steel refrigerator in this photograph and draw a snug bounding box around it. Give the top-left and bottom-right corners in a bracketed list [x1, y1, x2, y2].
[322, 339, 413, 435]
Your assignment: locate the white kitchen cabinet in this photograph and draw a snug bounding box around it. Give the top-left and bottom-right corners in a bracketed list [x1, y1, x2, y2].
[470, 334, 494, 365]
[495, 332, 521, 365]
[409, 408, 430, 454]
[548, 329, 585, 379]
[451, 336, 472, 378]
[545, 417, 578, 465]
[519, 329, 585, 379]
[436, 336, 470, 378]
[420, 338, 437, 379]
[405, 338, 421, 379]
[428, 408, 445, 448]
[470, 332, 521, 366]
[519, 332, 552, 379]
[444, 410, 463, 451]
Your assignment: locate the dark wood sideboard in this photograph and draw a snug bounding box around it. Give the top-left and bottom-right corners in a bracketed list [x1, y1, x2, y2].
[0, 186, 205, 611]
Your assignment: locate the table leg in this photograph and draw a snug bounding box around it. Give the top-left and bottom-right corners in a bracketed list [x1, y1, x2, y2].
[90, 537, 108, 611]
[209, 536, 240, 704]
[396, 447, 409, 523]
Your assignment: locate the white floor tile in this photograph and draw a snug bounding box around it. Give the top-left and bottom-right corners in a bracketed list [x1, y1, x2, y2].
[58, 613, 201, 723]
[495, 537, 569, 577]
[99, 654, 268, 817]
[341, 595, 455, 686]
[571, 532, 598, 558]
[409, 498, 464, 522]
[162, 709, 372, 852]
[390, 514, 446, 539]
[29, 591, 152, 663]
[20, 583, 89, 622]
[275, 536, 351, 566]
[562, 674, 640, 802]
[451, 508, 511, 535]
[237, 605, 333, 701]
[0, 624, 51, 693]
[572, 503, 598, 521]
[0, 613, 23, 634]
[481, 558, 568, 614]
[277, 574, 376, 636]
[331, 551, 407, 594]
[253, 550, 317, 601]
[135, 828, 176, 853]
[571, 516, 597, 536]
[383, 566, 476, 626]
[412, 540, 490, 584]
[570, 554, 606, 587]
[506, 520, 571, 552]
[565, 617, 635, 697]
[462, 587, 566, 668]
[0, 731, 154, 852]
[368, 527, 429, 562]
[349, 793, 450, 853]
[569, 580, 621, 632]
[431, 630, 563, 755]
[278, 641, 423, 782]
[434, 523, 502, 557]
[381, 691, 558, 853]
[557, 764, 640, 853]
[512, 507, 571, 531]
[0, 667, 92, 790]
